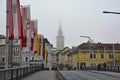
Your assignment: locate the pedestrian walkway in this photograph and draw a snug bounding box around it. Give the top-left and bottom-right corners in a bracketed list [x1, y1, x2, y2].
[90, 70, 120, 78]
[22, 70, 57, 80]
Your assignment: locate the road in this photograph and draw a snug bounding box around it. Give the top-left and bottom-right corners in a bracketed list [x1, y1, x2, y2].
[60, 71, 120, 80]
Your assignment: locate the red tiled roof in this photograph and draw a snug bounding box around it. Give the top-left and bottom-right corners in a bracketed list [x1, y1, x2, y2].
[79, 43, 120, 50]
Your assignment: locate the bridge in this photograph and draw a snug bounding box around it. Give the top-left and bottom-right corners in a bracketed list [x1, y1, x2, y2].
[0, 66, 120, 80]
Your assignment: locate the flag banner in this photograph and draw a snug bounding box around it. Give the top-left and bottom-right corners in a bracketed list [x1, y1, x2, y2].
[21, 6, 31, 47]
[40, 35, 44, 57]
[30, 21, 34, 51]
[37, 34, 41, 55]
[8, 0, 22, 40]
[33, 20, 38, 54]
[45, 48, 48, 63]
[39, 35, 42, 55]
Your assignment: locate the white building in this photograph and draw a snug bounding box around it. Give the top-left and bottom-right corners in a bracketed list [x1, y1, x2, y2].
[0, 34, 22, 68]
[0, 35, 6, 68]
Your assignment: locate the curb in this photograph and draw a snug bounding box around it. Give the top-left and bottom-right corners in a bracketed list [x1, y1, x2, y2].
[55, 71, 66, 80]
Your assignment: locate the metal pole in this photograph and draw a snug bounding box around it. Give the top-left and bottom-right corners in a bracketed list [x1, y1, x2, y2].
[113, 44, 115, 66]
[5, 0, 9, 69]
[80, 36, 91, 67]
[104, 47, 106, 63]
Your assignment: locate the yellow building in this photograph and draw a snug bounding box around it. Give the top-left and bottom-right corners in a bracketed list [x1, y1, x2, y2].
[72, 43, 120, 69]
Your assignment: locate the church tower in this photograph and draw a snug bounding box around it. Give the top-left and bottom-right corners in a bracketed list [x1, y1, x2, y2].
[56, 23, 64, 50]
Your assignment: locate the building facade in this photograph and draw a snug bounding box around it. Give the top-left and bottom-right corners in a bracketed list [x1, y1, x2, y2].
[71, 43, 120, 69]
[0, 34, 22, 68]
[0, 35, 6, 68]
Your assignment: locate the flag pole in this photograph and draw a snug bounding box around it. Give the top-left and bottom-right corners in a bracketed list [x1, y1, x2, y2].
[5, 0, 9, 69]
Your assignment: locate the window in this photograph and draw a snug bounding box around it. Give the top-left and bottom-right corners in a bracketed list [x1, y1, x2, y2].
[13, 40, 18, 43]
[32, 57, 34, 61]
[94, 54, 96, 58]
[18, 48, 20, 53]
[2, 57, 4, 62]
[109, 54, 111, 59]
[101, 54, 104, 59]
[90, 54, 92, 59]
[26, 57, 28, 62]
[109, 54, 114, 59]
[111, 54, 114, 59]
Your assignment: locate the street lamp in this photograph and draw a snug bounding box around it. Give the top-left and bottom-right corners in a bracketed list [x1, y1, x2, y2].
[103, 11, 120, 15]
[103, 11, 117, 66]
[80, 36, 90, 52]
[80, 36, 91, 67]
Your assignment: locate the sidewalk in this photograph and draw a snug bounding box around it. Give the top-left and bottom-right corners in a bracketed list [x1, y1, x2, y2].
[90, 70, 120, 78]
[22, 70, 57, 80]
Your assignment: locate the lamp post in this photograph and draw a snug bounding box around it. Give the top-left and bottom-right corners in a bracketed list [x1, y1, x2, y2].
[80, 36, 91, 67]
[103, 11, 118, 66]
[80, 36, 90, 52]
[112, 44, 115, 66]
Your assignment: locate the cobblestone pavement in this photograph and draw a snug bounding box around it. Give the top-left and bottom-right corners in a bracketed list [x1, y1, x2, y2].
[22, 70, 57, 80]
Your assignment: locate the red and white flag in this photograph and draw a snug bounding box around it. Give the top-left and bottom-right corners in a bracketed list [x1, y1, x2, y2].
[33, 20, 38, 54]
[30, 20, 37, 53]
[21, 6, 31, 47]
[8, 0, 22, 40]
[30, 21, 34, 51]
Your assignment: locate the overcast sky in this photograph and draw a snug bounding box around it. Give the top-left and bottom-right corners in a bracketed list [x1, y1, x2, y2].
[1, 0, 120, 48]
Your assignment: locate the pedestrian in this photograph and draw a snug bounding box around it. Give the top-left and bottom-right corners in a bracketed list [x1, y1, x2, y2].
[97, 63, 101, 71]
[101, 64, 104, 71]
[103, 62, 106, 71]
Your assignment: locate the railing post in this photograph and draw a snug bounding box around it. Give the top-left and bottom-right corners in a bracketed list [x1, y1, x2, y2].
[11, 69, 13, 80]
[16, 69, 18, 80]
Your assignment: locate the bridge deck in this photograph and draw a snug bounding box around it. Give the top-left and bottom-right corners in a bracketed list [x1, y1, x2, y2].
[22, 70, 57, 80]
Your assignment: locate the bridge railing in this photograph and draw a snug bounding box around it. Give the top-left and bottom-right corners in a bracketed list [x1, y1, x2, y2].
[82, 66, 120, 72]
[106, 66, 120, 72]
[0, 66, 42, 80]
